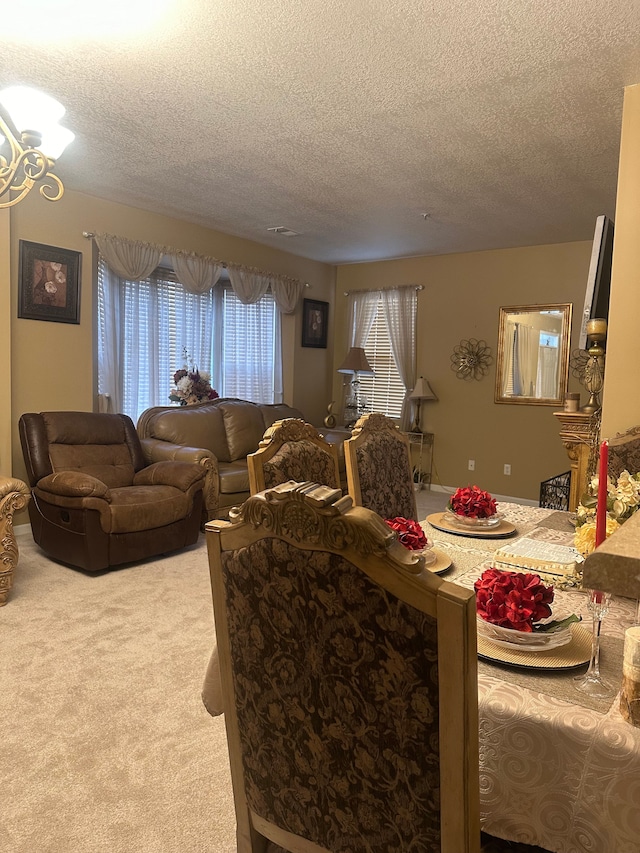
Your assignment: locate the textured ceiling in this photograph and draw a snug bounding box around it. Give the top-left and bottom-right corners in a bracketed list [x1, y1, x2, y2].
[2, 0, 640, 264]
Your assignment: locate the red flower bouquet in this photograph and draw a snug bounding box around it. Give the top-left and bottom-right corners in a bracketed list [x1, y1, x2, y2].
[448, 485, 497, 519]
[474, 567, 554, 632]
[385, 516, 429, 551]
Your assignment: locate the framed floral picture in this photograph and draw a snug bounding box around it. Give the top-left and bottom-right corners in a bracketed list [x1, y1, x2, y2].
[18, 240, 81, 324]
[301, 298, 329, 348]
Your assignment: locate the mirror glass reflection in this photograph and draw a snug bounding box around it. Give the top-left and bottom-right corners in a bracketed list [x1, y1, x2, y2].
[495, 303, 572, 406]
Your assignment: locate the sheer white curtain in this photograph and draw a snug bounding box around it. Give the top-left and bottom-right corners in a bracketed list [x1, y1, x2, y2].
[536, 344, 559, 398]
[380, 287, 417, 430]
[347, 291, 379, 347]
[171, 252, 224, 294]
[502, 321, 516, 396]
[514, 323, 540, 397]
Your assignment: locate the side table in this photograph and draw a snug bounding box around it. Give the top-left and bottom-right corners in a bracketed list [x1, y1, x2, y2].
[405, 431, 434, 490]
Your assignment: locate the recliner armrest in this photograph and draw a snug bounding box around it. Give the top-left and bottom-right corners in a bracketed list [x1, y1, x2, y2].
[134, 461, 206, 491]
[36, 471, 112, 500]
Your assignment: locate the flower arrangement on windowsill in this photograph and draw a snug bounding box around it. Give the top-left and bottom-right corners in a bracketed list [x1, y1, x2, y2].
[169, 349, 219, 406]
[574, 469, 640, 557]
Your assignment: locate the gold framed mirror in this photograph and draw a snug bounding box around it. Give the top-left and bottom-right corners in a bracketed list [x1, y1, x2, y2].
[495, 303, 572, 406]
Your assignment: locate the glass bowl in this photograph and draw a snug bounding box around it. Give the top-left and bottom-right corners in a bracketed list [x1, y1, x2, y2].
[413, 546, 436, 567]
[444, 509, 503, 529]
[476, 615, 573, 651]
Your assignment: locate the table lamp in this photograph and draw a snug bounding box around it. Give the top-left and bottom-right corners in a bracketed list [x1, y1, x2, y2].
[409, 376, 437, 432]
[337, 347, 374, 426]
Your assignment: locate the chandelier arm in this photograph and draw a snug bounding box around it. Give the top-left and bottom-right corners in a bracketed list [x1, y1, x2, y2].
[0, 114, 64, 208]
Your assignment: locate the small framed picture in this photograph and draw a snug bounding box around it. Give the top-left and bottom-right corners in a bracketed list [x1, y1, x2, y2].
[302, 298, 329, 348]
[18, 240, 81, 324]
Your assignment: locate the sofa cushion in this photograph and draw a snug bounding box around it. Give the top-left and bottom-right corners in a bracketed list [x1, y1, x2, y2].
[219, 401, 266, 462]
[148, 405, 231, 462]
[218, 460, 250, 494]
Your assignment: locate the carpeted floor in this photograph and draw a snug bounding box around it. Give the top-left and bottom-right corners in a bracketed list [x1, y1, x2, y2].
[1, 531, 237, 853]
[2, 501, 550, 853]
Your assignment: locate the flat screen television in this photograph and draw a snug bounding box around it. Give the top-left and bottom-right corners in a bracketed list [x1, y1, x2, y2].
[578, 214, 615, 349]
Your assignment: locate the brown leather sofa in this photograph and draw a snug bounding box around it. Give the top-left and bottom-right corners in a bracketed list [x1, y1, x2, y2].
[19, 411, 206, 572]
[137, 398, 347, 519]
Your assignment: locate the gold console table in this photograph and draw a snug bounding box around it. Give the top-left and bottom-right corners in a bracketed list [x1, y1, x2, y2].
[553, 411, 598, 512]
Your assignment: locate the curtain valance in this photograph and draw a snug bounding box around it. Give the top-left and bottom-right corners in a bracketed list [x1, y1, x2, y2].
[91, 232, 305, 314]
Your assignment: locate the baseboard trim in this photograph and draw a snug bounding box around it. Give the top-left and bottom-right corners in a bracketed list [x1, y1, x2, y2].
[428, 483, 539, 507]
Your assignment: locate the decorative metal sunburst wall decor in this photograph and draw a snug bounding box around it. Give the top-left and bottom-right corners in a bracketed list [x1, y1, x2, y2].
[450, 339, 493, 381]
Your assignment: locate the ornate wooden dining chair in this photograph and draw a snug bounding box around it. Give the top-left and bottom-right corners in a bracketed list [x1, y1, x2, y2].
[247, 418, 341, 494]
[344, 411, 418, 520]
[0, 475, 31, 605]
[608, 424, 640, 479]
[205, 481, 480, 853]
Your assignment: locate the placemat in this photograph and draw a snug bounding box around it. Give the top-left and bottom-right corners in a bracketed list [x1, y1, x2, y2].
[426, 512, 517, 539]
[424, 547, 452, 575]
[478, 634, 624, 714]
[536, 511, 576, 533]
[478, 623, 591, 668]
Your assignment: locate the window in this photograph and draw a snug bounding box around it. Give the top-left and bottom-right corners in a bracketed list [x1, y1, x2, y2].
[357, 300, 406, 419]
[97, 259, 280, 421]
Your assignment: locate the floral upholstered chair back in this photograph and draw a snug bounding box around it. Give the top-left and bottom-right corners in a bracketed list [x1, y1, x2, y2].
[205, 483, 480, 853]
[247, 418, 341, 494]
[344, 411, 417, 521]
[608, 425, 640, 480]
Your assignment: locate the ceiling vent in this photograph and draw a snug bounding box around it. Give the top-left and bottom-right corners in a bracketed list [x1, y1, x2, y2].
[267, 226, 300, 237]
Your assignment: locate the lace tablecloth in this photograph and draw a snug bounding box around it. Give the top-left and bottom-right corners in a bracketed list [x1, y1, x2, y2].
[425, 503, 640, 853]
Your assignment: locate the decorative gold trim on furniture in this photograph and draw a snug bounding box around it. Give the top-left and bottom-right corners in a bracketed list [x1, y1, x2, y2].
[0, 476, 31, 605]
[553, 410, 598, 511]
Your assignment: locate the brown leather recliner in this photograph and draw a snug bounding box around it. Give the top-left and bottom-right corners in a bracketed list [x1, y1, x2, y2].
[19, 411, 206, 572]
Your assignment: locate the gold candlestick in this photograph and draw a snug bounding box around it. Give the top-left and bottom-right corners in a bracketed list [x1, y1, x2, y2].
[581, 319, 607, 414]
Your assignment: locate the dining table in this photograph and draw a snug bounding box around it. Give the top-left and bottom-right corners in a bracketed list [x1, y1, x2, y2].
[424, 502, 640, 853]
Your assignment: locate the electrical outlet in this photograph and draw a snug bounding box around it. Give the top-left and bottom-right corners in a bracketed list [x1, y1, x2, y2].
[468, 459, 475, 471]
[504, 463, 511, 476]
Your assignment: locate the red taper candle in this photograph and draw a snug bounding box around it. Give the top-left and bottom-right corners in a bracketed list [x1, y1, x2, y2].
[595, 439, 609, 548]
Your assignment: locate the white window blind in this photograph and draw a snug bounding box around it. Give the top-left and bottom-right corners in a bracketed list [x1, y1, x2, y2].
[358, 299, 405, 419]
[220, 287, 278, 402]
[97, 260, 279, 422]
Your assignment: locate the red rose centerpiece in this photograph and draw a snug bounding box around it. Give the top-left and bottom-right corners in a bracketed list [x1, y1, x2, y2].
[446, 485, 500, 528]
[448, 484, 497, 518]
[474, 567, 554, 632]
[385, 516, 429, 550]
[384, 516, 437, 568]
[474, 567, 580, 648]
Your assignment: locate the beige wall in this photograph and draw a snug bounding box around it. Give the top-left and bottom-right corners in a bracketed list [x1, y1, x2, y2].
[601, 83, 640, 439]
[335, 241, 592, 501]
[8, 189, 335, 485]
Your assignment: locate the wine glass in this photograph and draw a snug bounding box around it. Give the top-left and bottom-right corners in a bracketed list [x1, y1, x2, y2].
[573, 589, 614, 698]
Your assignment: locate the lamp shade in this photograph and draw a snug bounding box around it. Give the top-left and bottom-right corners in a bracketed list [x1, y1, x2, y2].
[337, 347, 374, 375]
[410, 377, 438, 401]
[37, 124, 75, 160]
[0, 86, 73, 160]
[0, 86, 65, 134]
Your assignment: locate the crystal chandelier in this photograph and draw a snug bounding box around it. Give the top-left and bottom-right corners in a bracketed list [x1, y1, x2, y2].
[0, 85, 74, 209]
